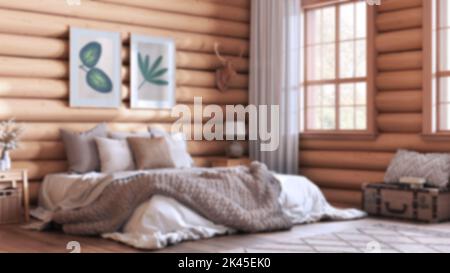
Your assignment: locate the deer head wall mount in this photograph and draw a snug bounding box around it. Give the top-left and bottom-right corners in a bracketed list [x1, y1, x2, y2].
[214, 43, 244, 92]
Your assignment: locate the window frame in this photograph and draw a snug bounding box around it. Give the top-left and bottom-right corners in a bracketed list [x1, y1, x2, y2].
[423, 0, 450, 139]
[301, 0, 376, 139]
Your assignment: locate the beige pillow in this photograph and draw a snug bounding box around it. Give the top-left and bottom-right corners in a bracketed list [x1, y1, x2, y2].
[148, 127, 193, 168]
[384, 150, 450, 188]
[127, 137, 175, 170]
[60, 123, 108, 173]
[95, 137, 135, 173]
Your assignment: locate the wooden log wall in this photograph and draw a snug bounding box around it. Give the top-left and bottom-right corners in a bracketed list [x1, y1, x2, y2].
[300, 0, 432, 208]
[0, 0, 250, 203]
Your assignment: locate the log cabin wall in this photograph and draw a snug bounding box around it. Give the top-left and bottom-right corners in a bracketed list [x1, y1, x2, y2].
[0, 0, 250, 203]
[300, 0, 428, 208]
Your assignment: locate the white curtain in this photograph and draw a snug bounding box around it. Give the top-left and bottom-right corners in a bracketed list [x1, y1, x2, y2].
[249, 0, 301, 174]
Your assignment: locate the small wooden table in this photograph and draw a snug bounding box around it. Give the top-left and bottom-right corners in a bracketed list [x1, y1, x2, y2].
[211, 158, 252, 167]
[0, 169, 29, 222]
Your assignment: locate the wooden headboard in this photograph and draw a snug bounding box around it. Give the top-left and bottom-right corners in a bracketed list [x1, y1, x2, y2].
[0, 0, 250, 202]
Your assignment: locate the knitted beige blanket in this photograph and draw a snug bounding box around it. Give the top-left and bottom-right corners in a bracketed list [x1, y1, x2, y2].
[52, 162, 293, 235]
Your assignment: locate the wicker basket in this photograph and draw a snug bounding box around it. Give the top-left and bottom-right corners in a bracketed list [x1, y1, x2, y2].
[0, 188, 23, 224]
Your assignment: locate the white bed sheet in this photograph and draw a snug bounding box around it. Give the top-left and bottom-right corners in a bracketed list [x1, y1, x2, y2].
[33, 172, 365, 250]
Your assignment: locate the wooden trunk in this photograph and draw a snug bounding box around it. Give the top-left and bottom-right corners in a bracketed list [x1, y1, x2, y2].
[363, 183, 450, 223]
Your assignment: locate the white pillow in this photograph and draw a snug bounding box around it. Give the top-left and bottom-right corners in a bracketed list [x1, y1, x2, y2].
[95, 137, 136, 173]
[148, 128, 194, 168]
[109, 131, 151, 140]
[167, 132, 194, 168]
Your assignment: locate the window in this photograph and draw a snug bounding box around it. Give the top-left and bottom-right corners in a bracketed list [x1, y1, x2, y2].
[302, 0, 374, 136]
[425, 0, 450, 134]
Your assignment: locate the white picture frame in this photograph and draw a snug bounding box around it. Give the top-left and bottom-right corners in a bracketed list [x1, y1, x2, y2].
[130, 34, 176, 109]
[70, 27, 122, 108]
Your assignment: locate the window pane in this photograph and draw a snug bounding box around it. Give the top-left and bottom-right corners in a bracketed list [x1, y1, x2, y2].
[439, 104, 450, 130]
[439, 77, 450, 103]
[339, 105, 367, 130]
[340, 3, 354, 41]
[339, 106, 354, 130]
[306, 85, 335, 108]
[322, 107, 336, 129]
[306, 45, 321, 80]
[433, 26, 437, 74]
[303, 1, 368, 134]
[322, 7, 336, 43]
[433, 0, 437, 31]
[439, 29, 450, 71]
[322, 44, 335, 80]
[439, 0, 450, 28]
[355, 2, 366, 39]
[322, 84, 336, 106]
[339, 41, 355, 78]
[355, 40, 366, 77]
[306, 9, 321, 45]
[339, 83, 354, 106]
[355, 106, 367, 130]
[355, 82, 367, 105]
[307, 85, 321, 107]
[306, 84, 336, 130]
[307, 107, 321, 130]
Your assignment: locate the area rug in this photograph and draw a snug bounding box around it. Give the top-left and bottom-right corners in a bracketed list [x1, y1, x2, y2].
[222, 223, 450, 253]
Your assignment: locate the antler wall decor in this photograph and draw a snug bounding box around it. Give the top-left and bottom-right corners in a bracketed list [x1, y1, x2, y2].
[214, 43, 244, 92]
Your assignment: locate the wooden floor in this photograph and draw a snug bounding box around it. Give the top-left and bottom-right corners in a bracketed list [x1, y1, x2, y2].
[1, 219, 450, 253]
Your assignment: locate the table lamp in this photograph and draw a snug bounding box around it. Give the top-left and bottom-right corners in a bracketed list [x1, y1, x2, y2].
[224, 120, 246, 158]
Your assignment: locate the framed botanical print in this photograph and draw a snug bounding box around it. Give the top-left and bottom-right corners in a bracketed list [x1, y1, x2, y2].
[70, 27, 122, 108]
[130, 34, 176, 109]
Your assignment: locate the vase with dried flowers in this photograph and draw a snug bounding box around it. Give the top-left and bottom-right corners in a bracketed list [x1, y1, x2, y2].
[0, 119, 23, 171]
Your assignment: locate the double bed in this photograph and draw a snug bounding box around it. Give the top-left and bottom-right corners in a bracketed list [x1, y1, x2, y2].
[30, 166, 365, 250]
[26, 124, 365, 250]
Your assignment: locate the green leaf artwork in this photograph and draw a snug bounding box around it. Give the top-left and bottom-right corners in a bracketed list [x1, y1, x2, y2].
[80, 42, 101, 68]
[138, 52, 169, 89]
[79, 41, 113, 93]
[86, 68, 113, 93]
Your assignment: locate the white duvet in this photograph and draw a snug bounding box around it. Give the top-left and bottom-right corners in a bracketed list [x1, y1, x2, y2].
[32, 171, 365, 250]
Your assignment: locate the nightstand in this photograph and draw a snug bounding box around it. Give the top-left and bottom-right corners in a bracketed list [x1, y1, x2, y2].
[211, 158, 252, 167]
[0, 169, 29, 222]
